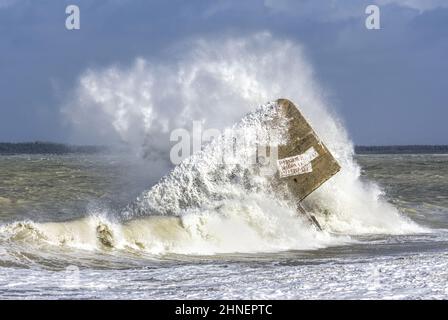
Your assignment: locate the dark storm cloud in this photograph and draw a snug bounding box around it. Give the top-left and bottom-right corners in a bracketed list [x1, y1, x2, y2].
[0, 0, 446, 144]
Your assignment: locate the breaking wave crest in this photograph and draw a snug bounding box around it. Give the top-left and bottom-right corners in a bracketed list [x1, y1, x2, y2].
[0, 198, 345, 256]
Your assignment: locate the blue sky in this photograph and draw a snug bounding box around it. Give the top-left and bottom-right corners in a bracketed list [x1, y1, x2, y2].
[0, 0, 447, 145]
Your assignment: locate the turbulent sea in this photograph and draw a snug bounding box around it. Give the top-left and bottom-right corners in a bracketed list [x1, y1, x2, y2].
[0, 153, 447, 299]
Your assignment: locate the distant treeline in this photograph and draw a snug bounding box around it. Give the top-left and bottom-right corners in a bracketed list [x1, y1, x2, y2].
[0, 142, 108, 155]
[355, 145, 448, 154]
[1, 142, 447, 155]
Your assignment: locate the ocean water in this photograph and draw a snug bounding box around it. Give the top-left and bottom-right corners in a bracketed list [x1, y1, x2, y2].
[0, 152, 447, 299]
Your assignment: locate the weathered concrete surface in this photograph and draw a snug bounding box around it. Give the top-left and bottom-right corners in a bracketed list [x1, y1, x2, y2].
[274, 98, 341, 201]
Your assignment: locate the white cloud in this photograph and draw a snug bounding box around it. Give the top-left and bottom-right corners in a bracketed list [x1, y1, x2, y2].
[263, 0, 447, 20]
[263, 0, 364, 21]
[377, 0, 448, 12]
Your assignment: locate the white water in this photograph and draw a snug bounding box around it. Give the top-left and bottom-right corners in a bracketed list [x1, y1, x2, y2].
[3, 32, 424, 256]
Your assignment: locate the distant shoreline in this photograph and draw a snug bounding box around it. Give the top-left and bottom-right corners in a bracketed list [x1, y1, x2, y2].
[1, 142, 448, 155]
[0, 142, 109, 155]
[354, 145, 448, 154]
